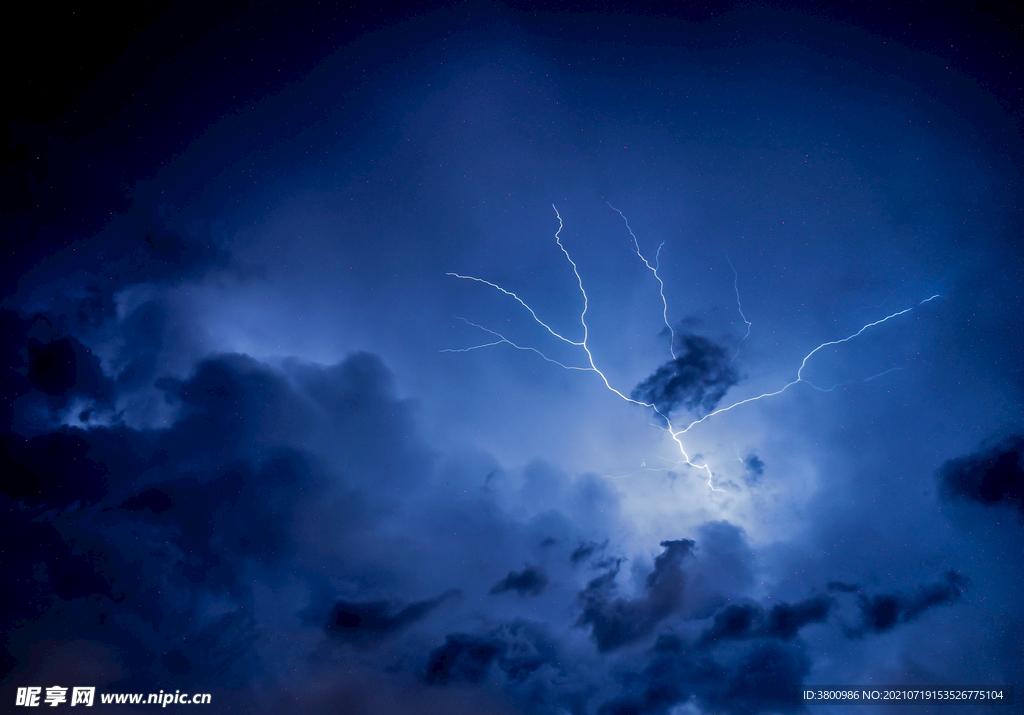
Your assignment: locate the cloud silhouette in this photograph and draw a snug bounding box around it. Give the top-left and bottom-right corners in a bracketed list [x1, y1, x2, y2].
[846, 570, 969, 637]
[599, 635, 810, 715]
[327, 591, 458, 643]
[489, 565, 548, 596]
[631, 335, 739, 417]
[938, 435, 1024, 515]
[577, 539, 694, 652]
[698, 596, 833, 645]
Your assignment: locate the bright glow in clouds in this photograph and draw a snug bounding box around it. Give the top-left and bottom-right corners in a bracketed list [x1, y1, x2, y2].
[446, 205, 943, 490]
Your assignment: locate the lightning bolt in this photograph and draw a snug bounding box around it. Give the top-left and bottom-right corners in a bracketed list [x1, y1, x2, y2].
[607, 203, 676, 359]
[445, 205, 941, 491]
[803, 366, 908, 393]
[674, 294, 941, 436]
[725, 251, 753, 363]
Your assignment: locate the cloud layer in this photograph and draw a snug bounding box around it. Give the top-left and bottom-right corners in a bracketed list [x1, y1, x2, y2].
[4, 1, 1024, 713]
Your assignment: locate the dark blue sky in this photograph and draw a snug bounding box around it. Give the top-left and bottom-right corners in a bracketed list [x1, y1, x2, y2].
[3, 2, 1023, 713]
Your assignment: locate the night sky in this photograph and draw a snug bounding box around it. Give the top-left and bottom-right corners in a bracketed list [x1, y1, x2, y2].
[3, 2, 1023, 713]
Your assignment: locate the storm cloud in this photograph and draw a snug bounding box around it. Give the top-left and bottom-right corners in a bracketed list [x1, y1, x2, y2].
[938, 435, 1024, 515]
[599, 636, 810, 715]
[569, 540, 605, 566]
[0, 325, 435, 686]
[489, 566, 549, 597]
[631, 335, 739, 417]
[326, 592, 459, 644]
[846, 571, 970, 637]
[3, 0, 1022, 712]
[576, 540, 694, 652]
[698, 595, 833, 645]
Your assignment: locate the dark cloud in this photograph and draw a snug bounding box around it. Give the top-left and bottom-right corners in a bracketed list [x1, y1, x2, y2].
[598, 635, 810, 715]
[110, 448, 326, 593]
[489, 566, 548, 597]
[848, 570, 969, 637]
[631, 335, 739, 417]
[46, 213, 232, 313]
[119, 487, 173, 514]
[826, 581, 860, 593]
[0, 311, 114, 432]
[0, 347, 427, 684]
[699, 603, 761, 645]
[683, 521, 757, 616]
[938, 435, 1024, 515]
[577, 540, 693, 652]
[494, 621, 559, 685]
[702, 642, 811, 715]
[744, 454, 765, 485]
[855, 594, 900, 635]
[424, 634, 505, 685]
[326, 591, 457, 644]
[0, 510, 114, 632]
[698, 596, 833, 645]
[569, 539, 608, 567]
[0, 311, 32, 427]
[26, 336, 108, 399]
[4, 0, 1023, 709]
[764, 597, 834, 640]
[1, 432, 108, 507]
[900, 571, 970, 621]
[423, 621, 564, 714]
